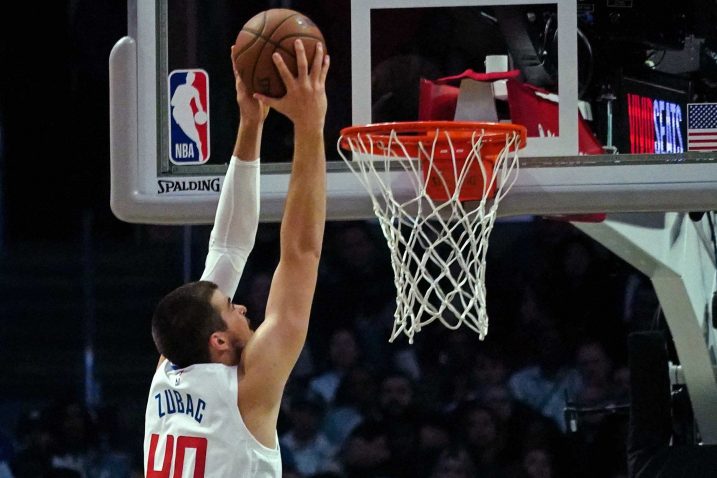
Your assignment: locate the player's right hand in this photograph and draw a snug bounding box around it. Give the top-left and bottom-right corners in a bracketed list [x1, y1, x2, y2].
[253, 39, 329, 132]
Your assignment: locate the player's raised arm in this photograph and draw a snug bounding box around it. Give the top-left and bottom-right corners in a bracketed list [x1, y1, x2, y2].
[199, 49, 270, 298]
[238, 40, 329, 438]
[155, 52, 269, 369]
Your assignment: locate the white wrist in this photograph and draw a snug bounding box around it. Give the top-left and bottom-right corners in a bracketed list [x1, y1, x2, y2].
[231, 155, 260, 166]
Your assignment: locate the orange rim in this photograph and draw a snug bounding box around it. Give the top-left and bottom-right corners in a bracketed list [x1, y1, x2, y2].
[339, 121, 527, 150]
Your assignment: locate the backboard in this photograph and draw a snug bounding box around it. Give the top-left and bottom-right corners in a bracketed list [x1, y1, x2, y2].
[110, 0, 717, 224]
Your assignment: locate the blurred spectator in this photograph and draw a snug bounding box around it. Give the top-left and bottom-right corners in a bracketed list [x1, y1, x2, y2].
[341, 420, 392, 478]
[281, 445, 301, 478]
[322, 366, 378, 448]
[576, 340, 612, 391]
[612, 365, 630, 402]
[483, 384, 542, 429]
[582, 414, 629, 478]
[454, 401, 510, 478]
[435, 331, 479, 412]
[11, 409, 53, 477]
[429, 446, 477, 478]
[516, 447, 555, 478]
[507, 285, 560, 370]
[318, 222, 394, 335]
[620, 273, 660, 331]
[417, 416, 452, 472]
[377, 372, 423, 478]
[390, 344, 422, 382]
[283, 468, 302, 478]
[10, 399, 133, 478]
[378, 372, 418, 422]
[309, 328, 361, 405]
[516, 415, 574, 478]
[482, 384, 545, 465]
[46, 400, 131, 478]
[0, 430, 13, 478]
[280, 395, 338, 477]
[508, 326, 582, 432]
[548, 237, 625, 349]
[570, 340, 619, 468]
[470, 349, 510, 399]
[438, 330, 476, 373]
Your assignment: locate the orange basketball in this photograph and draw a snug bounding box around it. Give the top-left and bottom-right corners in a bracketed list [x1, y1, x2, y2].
[232, 9, 326, 98]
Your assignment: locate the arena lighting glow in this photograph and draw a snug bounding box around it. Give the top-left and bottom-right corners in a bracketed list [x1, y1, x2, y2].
[627, 93, 684, 154]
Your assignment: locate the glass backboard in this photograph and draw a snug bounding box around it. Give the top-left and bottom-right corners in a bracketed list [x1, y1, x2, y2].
[110, 0, 717, 224]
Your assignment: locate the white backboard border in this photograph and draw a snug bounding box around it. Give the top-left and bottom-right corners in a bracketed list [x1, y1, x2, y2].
[110, 0, 716, 225]
[350, 0, 579, 158]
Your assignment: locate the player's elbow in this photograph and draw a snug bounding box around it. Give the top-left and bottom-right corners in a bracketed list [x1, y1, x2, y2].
[281, 241, 322, 264]
[284, 318, 310, 344]
[281, 232, 323, 262]
[265, 311, 310, 347]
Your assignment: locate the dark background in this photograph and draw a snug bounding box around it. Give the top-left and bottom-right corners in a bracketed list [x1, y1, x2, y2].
[0, 1, 714, 477]
[0, 1, 129, 243]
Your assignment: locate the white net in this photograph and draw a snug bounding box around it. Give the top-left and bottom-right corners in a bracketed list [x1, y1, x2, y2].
[338, 125, 522, 343]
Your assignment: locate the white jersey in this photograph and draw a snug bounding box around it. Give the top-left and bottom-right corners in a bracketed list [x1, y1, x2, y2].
[144, 360, 282, 477]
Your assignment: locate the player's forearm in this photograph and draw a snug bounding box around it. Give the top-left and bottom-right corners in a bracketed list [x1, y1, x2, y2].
[213, 119, 263, 251]
[280, 127, 326, 260]
[233, 118, 263, 161]
[200, 156, 260, 295]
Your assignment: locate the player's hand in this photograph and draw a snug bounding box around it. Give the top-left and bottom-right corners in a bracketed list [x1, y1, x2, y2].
[231, 46, 270, 124]
[253, 39, 329, 132]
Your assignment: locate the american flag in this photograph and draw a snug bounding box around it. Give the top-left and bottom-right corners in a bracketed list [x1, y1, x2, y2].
[687, 103, 717, 151]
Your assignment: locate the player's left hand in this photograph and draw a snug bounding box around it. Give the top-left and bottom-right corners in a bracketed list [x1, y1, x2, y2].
[232, 46, 270, 123]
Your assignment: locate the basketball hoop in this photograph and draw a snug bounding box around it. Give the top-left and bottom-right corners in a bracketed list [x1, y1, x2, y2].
[338, 121, 526, 343]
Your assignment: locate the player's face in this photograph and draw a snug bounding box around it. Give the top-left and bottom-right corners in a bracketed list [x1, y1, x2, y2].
[210, 290, 253, 361]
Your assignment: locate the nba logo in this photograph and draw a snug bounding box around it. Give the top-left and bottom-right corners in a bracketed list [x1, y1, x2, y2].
[168, 69, 210, 164]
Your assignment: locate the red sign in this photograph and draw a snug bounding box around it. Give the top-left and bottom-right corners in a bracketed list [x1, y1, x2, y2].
[627, 93, 684, 154]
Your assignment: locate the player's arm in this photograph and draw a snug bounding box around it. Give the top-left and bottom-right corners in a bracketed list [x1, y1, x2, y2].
[196, 127, 260, 297]
[157, 52, 269, 369]
[238, 40, 329, 439]
[200, 50, 269, 297]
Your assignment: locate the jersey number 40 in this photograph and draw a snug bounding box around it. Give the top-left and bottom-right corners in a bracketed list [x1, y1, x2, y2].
[147, 433, 207, 477]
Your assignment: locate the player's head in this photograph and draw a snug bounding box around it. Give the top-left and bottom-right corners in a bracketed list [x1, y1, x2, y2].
[186, 71, 195, 84]
[152, 280, 251, 368]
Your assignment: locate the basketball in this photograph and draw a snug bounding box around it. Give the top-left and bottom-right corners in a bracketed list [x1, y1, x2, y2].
[232, 9, 326, 98]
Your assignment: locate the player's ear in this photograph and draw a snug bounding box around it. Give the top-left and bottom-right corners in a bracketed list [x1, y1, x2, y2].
[209, 331, 229, 351]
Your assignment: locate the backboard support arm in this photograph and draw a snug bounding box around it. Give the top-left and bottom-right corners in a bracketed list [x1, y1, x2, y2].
[575, 212, 717, 444]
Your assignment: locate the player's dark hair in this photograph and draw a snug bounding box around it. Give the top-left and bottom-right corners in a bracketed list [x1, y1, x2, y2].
[152, 281, 227, 368]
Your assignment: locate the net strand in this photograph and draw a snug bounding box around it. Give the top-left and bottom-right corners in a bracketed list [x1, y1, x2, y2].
[339, 127, 520, 343]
